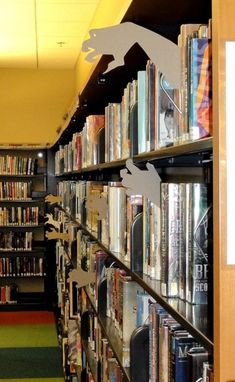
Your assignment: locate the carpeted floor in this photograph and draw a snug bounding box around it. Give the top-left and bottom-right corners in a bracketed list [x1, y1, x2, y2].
[0, 311, 64, 381]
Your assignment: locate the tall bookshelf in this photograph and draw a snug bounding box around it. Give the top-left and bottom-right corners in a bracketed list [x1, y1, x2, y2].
[48, 0, 235, 381]
[0, 149, 48, 310]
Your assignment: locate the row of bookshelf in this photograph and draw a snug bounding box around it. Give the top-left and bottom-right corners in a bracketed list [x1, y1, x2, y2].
[57, 177, 212, 304]
[0, 206, 39, 226]
[84, 287, 213, 382]
[55, 138, 212, 177]
[0, 255, 45, 277]
[0, 155, 37, 176]
[52, 198, 213, 381]
[0, 181, 33, 200]
[0, 231, 33, 251]
[0, 283, 18, 304]
[56, 222, 213, 382]
[51, 181, 213, 348]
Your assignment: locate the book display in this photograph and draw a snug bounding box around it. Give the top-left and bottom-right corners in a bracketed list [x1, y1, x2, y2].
[44, 0, 235, 381]
[0, 150, 48, 309]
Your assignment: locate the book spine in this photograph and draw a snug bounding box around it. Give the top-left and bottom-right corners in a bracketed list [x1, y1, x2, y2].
[137, 70, 147, 154]
[179, 24, 201, 141]
[147, 60, 156, 151]
[189, 38, 212, 140]
[143, 197, 150, 276]
[121, 277, 143, 367]
[179, 183, 186, 300]
[191, 183, 211, 305]
[161, 183, 179, 297]
[149, 200, 161, 280]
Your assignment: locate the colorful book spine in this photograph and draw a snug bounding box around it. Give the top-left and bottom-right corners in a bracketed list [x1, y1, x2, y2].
[179, 23, 201, 141]
[189, 38, 212, 140]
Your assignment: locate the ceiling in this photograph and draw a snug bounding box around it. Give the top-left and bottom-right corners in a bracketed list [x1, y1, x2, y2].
[0, 0, 132, 148]
[0, 0, 100, 69]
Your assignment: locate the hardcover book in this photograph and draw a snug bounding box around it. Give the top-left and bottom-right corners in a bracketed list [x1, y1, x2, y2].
[161, 183, 180, 297]
[119, 274, 143, 367]
[185, 183, 212, 305]
[187, 347, 209, 382]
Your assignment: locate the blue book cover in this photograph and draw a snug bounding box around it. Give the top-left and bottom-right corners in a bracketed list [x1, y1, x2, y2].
[173, 336, 199, 381]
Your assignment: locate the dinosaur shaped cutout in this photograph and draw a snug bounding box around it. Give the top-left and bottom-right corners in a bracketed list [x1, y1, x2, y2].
[45, 228, 69, 242]
[86, 193, 108, 220]
[120, 159, 161, 207]
[45, 194, 62, 205]
[44, 213, 61, 231]
[82, 22, 181, 88]
[67, 268, 96, 288]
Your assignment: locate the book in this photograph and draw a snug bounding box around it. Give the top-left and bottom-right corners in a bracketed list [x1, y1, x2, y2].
[137, 70, 147, 154]
[157, 74, 180, 148]
[146, 60, 157, 151]
[172, 335, 200, 381]
[159, 316, 177, 382]
[160, 183, 180, 297]
[189, 36, 212, 140]
[187, 347, 209, 382]
[185, 183, 212, 305]
[179, 23, 201, 141]
[119, 273, 143, 367]
[108, 183, 126, 257]
[136, 292, 155, 326]
[149, 303, 167, 382]
[126, 194, 143, 263]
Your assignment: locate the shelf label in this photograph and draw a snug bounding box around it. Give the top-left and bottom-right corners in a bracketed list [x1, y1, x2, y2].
[226, 41, 235, 265]
[120, 159, 161, 207]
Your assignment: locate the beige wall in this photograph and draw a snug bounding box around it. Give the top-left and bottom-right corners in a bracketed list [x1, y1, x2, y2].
[0, 0, 132, 148]
[0, 68, 76, 147]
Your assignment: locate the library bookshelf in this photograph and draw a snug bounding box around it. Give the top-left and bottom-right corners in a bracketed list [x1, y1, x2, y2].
[0, 149, 48, 310]
[49, 0, 235, 381]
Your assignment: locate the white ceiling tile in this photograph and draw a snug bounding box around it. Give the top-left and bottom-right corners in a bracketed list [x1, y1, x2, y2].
[0, 0, 101, 69]
[38, 49, 79, 69]
[0, 0, 35, 36]
[36, 1, 99, 22]
[37, 35, 84, 50]
[37, 21, 88, 37]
